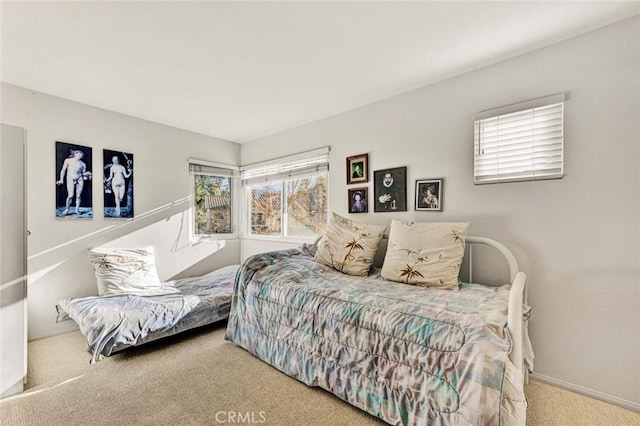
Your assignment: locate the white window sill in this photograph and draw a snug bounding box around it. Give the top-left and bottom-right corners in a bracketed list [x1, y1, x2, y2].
[240, 234, 318, 245]
[191, 233, 239, 244]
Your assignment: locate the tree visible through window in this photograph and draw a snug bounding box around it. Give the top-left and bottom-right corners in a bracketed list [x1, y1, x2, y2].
[286, 176, 327, 237]
[250, 182, 282, 235]
[194, 174, 232, 235]
[249, 175, 327, 237]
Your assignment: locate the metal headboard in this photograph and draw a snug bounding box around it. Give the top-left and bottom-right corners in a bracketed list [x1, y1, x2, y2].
[465, 236, 520, 283]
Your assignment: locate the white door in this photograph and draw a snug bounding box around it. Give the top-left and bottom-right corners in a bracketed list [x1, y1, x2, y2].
[0, 124, 27, 398]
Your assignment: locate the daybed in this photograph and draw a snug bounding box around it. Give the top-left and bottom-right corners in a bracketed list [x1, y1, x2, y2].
[225, 226, 532, 425]
[57, 264, 239, 363]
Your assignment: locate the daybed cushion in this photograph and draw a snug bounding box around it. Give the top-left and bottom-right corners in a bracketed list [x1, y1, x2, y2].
[381, 220, 470, 289]
[57, 264, 239, 362]
[88, 246, 179, 296]
[314, 212, 386, 276]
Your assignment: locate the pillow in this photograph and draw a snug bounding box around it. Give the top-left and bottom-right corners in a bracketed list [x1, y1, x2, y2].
[88, 247, 179, 296]
[314, 213, 386, 276]
[381, 220, 470, 290]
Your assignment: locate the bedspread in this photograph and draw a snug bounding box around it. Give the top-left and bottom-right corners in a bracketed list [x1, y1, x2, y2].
[225, 249, 526, 425]
[57, 265, 238, 363]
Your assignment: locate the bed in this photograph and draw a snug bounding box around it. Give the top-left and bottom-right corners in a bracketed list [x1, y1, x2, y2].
[57, 264, 239, 363]
[225, 234, 532, 425]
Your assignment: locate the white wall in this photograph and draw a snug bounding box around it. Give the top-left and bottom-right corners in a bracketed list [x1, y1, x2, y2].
[240, 239, 313, 263]
[0, 83, 242, 340]
[241, 18, 640, 407]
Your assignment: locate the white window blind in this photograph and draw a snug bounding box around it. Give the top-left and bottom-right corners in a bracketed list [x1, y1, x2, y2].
[188, 159, 239, 177]
[241, 147, 330, 185]
[474, 94, 565, 184]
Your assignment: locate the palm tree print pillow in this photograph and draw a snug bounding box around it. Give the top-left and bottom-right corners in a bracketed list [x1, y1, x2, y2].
[381, 220, 470, 290]
[314, 213, 387, 276]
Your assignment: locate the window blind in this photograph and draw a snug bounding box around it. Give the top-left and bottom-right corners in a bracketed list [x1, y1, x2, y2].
[474, 94, 564, 184]
[241, 147, 330, 185]
[188, 159, 239, 177]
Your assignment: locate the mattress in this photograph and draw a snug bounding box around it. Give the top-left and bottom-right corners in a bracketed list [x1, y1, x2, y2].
[225, 248, 526, 425]
[57, 264, 239, 362]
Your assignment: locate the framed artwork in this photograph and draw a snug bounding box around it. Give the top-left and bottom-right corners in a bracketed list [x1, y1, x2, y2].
[348, 187, 368, 213]
[55, 141, 93, 218]
[415, 178, 443, 211]
[373, 166, 407, 212]
[346, 153, 368, 185]
[103, 149, 134, 218]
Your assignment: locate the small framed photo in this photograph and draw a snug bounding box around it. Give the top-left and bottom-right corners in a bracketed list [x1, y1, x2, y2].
[348, 187, 368, 213]
[346, 153, 368, 185]
[415, 178, 443, 211]
[374, 166, 407, 212]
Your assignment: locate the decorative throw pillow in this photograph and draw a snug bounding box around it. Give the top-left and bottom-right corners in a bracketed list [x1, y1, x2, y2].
[88, 247, 179, 296]
[314, 213, 387, 276]
[381, 220, 470, 290]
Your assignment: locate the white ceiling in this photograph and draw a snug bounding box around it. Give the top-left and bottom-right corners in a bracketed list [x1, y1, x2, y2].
[1, 1, 638, 143]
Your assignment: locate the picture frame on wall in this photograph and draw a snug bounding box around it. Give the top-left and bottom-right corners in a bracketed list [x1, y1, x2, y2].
[373, 166, 407, 212]
[415, 178, 443, 211]
[348, 187, 368, 214]
[103, 149, 134, 218]
[55, 141, 93, 218]
[346, 153, 369, 185]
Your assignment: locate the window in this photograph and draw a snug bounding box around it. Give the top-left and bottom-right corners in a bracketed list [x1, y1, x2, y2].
[474, 94, 564, 184]
[190, 160, 238, 237]
[243, 148, 329, 239]
[249, 182, 282, 235]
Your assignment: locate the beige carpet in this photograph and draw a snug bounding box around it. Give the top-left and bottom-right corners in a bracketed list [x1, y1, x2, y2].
[2, 324, 638, 425]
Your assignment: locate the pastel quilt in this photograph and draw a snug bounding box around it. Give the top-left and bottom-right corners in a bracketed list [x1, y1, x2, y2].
[225, 249, 526, 425]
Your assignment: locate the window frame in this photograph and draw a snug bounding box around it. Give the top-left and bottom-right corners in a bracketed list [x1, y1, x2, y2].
[241, 148, 330, 243]
[189, 159, 240, 242]
[243, 172, 329, 243]
[473, 93, 565, 185]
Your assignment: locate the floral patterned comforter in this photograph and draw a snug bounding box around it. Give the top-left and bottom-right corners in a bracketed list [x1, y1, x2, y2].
[225, 248, 526, 425]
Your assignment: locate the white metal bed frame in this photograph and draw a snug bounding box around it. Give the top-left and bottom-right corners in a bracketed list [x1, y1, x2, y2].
[465, 236, 527, 376]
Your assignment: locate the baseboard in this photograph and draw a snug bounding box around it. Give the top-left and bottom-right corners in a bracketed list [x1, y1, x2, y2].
[1, 378, 23, 399]
[530, 373, 640, 413]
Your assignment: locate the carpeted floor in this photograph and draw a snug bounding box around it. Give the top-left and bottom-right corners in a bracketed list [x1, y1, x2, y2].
[1, 324, 638, 425]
